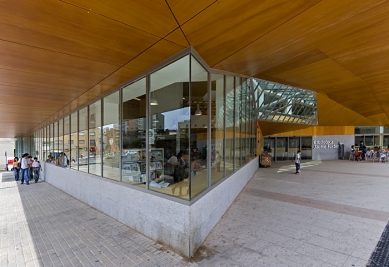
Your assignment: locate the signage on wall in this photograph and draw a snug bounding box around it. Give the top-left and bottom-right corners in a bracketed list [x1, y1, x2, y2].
[313, 140, 339, 150]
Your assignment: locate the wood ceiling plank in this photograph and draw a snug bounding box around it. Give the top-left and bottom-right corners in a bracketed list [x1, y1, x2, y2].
[164, 28, 189, 47]
[317, 93, 376, 126]
[62, 0, 178, 37]
[182, 0, 321, 67]
[0, 40, 119, 82]
[272, 59, 366, 92]
[124, 39, 186, 72]
[167, 0, 216, 25]
[101, 68, 142, 87]
[0, 69, 93, 95]
[0, 0, 160, 65]
[366, 113, 389, 126]
[214, 0, 387, 75]
[85, 84, 116, 98]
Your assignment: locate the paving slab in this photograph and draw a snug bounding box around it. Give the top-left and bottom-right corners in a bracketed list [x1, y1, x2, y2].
[1, 160, 389, 266]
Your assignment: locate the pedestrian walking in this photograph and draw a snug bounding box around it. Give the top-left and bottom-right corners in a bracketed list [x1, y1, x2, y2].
[32, 157, 42, 183]
[20, 153, 30, 185]
[13, 157, 19, 181]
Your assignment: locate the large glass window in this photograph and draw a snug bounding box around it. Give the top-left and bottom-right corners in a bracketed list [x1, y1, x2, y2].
[234, 77, 242, 168]
[79, 107, 89, 173]
[103, 92, 120, 181]
[211, 73, 225, 185]
[70, 112, 78, 170]
[225, 76, 235, 175]
[301, 137, 312, 160]
[149, 55, 190, 198]
[89, 101, 102, 176]
[289, 136, 300, 160]
[64, 116, 70, 167]
[276, 137, 288, 161]
[54, 122, 59, 164]
[32, 50, 260, 201]
[58, 119, 64, 166]
[122, 78, 146, 185]
[189, 56, 208, 198]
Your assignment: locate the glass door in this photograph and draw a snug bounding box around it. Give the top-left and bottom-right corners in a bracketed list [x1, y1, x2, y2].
[288, 137, 300, 160]
[301, 137, 312, 160]
[263, 137, 275, 161]
[276, 137, 288, 161]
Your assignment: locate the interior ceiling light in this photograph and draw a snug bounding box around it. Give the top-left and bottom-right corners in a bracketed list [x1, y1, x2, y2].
[150, 92, 158, 106]
[195, 104, 202, 116]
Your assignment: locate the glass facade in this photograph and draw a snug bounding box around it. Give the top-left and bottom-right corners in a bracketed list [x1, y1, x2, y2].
[264, 136, 313, 161]
[16, 48, 319, 201]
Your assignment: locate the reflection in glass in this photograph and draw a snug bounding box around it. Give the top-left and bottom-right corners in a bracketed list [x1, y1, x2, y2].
[276, 137, 288, 161]
[301, 137, 312, 160]
[70, 112, 78, 170]
[58, 119, 64, 165]
[103, 92, 120, 181]
[122, 78, 146, 185]
[79, 107, 89, 173]
[89, 101, 102, 176]
[211, 73, 224, 185]
[234, 77, 242, 168]
[64, 116, 70, 167]
[289, 136, 300, 160]
[225, 76, 235, 175]
[149, 55, 190, 198]
[54, 121, 59, 164]
[189, 56, 208, 198]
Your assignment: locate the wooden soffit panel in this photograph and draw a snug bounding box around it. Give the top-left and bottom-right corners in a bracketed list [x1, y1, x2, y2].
[164, 28, 189, 47]
[214, 0, 387, 75]
[167, 0, 217, 25]
[0, 0, 160, 65]
[182, 0, 321, 67]
[124, 39, 186, 71]
[62, 0, 178, 37]
[0, 40, 118, 83]
[100, 68, 142, 87]
[258, 121, 310, 136]
[317, 93, 376, 126]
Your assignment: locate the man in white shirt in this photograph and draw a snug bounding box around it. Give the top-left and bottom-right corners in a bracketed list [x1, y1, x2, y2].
[20, 153, 30, 185]
[167, 152, 178, 165]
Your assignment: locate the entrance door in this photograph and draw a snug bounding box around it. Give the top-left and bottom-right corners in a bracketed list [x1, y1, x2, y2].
[276, 137, 288, 161]
[263, 137, 275, 161]
[288, 137, 300, 160]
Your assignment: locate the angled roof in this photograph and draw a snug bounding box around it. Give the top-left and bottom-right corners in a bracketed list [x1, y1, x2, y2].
[1, 0, 387, 136]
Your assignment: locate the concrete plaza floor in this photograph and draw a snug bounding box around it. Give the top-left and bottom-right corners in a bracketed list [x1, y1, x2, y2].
[1, 160, 389, 266]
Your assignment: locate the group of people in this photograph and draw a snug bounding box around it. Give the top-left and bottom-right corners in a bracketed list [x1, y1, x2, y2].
[46, 152, 69, 167]
[12, 153, 42, 185]
[351, 141, 388, 161]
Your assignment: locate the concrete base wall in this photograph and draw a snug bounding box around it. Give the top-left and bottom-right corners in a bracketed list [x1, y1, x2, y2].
[312, 135, 354, 160]
[42, 157, 259, 257]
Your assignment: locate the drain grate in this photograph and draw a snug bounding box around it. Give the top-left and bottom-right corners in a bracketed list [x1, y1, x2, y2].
[367, 221, 389, 267]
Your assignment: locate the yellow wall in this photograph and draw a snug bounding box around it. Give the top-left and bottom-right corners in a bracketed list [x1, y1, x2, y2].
[271, 126, 354, 137]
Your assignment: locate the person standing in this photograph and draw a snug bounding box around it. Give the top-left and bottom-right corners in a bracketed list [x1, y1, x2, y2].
[32, 157, 42, 183]
[295, 150, 301, 175]
[20, 153, 30, 185]
[13, 157, 19, 181]
[28, 156, 34, 181]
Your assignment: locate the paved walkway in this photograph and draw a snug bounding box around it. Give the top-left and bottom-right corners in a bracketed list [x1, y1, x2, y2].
[1, 160, 389, 266]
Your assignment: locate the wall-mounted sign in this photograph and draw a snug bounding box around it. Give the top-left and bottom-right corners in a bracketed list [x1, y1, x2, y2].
[313, 140, 339, 149]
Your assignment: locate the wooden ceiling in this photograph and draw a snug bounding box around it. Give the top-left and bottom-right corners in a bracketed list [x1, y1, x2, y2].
[2, 0, 389, 137]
